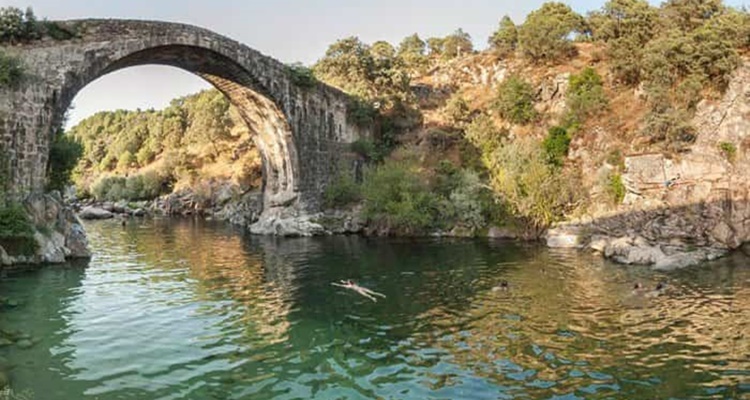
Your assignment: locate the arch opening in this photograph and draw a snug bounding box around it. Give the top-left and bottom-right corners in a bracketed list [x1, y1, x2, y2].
[56, 44, 300, 212]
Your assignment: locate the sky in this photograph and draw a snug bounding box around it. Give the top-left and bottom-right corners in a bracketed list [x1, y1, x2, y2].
[1, 0, 748, 127]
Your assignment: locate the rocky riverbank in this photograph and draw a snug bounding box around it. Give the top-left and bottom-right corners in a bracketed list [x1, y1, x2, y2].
[0, 193, 90, 268]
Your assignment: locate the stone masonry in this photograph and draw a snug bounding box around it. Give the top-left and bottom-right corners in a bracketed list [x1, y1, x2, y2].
[0, 19, 369, 215]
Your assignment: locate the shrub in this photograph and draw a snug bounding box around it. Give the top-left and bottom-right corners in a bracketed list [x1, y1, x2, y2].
[347, 99, 377, 127]
[642, 107, 697, 152]
[542, 126, 571, 167]
[362, 160, 440, 234]
[464, 114, 506, 154]
[47, 131, 83, 192]
[0, 50, 23, 89]
[439, 169, 491, 231]
[425, 128, 459, 150]
[0, 204, 38, 256]
[718, 141, 737, 163]
[494, 76, 538, 125]
[288, 63, 317, 89]
[482, 136, 582, 233]
[323, 172, 361, 208]
[566, 67, 609, 124]
[443, 94, 472, 127]
[606, 172, 626, 204]
[350, 139, 378, 162]
[117, 151, 135, 172]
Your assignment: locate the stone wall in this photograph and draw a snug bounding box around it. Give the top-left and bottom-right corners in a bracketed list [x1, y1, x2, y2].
[0, 19, 369, 215]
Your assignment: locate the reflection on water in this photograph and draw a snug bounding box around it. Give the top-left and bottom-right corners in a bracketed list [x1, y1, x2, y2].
[0, 218, 748, 399]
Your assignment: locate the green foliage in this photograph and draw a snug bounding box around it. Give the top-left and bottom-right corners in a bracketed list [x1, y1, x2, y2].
[494, 76, 538, 125]
[47, 131, 83, 192]
[542, 126, 571, 167]
[566, 67, 609, 124]
[313, 36, 411, 106]
[718, 141, 736, 162]
[441, 29, 474, 59]
[518, 2, 586, 63]
[642, 107, 697, 152]
[90, 172, 167, 201]
[287, 63, 317, 89]
[70, 89, 256, 195]
[489, 15, 518, 56]
[0, 204, 38, 256]
[663, 0, 724, 32]
[589, 0, 658, 44]
[425, 128, 459, 150]
[0, 50, 23, 89]
[464, 114, 505, 154]
[397, 33, 428, 73]
[323, 172, 361, 208]
[437, 168, 493, 231]
[481, 136, 582, 233]
[346, 98, 378, 127]
[362, 160, 440, 234]
[606, 172, 626, 204]
[0, 7, 75, 43]
[443, 94, 472, 126]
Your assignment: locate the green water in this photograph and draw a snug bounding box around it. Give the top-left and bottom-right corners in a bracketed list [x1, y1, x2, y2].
[0, 218, 748, 399]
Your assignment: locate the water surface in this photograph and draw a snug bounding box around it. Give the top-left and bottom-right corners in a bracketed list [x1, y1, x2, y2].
[1, 218, 748, 399]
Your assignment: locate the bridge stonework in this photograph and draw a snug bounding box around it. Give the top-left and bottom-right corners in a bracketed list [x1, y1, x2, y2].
[0, 19, 368, 214]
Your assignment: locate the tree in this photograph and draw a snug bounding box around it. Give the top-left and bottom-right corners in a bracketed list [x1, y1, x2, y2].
[427, 37, 445, 56]
[397, 33, 428, 72]
[566, 67, 609, 124]
[589, 0, 658, 44]
[663, 0, 724, 32]
[518, 2, 586, 63]
[46, 130, 83, 191]
[442, 29, 473, 59]
[313, 37, 374, 98]
[489, 15, 518, 56]
[493, 76, 538, 125]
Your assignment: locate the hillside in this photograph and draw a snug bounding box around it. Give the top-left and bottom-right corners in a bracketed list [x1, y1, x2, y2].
[69, 89, 262, 202]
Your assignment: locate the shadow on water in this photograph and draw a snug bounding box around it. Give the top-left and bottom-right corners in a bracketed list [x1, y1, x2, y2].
[0, 217, 748, 399]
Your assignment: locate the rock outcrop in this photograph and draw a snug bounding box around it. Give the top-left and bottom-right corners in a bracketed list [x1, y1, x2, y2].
[0, 193, 91, 268]
[548, 62, 750, 269]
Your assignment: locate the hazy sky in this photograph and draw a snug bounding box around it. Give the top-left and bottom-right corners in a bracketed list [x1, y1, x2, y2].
[1, 0, 747, 127]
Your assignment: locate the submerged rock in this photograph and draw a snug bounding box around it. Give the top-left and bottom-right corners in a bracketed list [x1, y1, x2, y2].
[0, 370, 8, 389]
[15, 339, 33, 349]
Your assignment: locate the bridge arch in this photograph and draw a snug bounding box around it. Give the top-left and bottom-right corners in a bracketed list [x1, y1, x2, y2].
[0, 19, 368, 214]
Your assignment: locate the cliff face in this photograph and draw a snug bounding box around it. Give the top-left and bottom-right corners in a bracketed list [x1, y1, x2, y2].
[548, 61, 750, 268]
[414, 52, 750, 267]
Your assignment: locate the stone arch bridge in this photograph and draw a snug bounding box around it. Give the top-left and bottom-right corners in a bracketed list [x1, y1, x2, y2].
[0, 19, 368, 215]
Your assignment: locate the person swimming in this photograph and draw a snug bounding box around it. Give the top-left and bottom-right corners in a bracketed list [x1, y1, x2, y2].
[632, 282, 666, 297]
[331, 280, 386, 302]
[492, 280, 509, 292]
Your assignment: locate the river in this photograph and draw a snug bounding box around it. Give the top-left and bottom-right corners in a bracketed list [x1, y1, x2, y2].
[0, 218, 748, 399]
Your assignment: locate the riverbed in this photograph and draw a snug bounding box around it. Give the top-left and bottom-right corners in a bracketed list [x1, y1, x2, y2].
[1, 218, 748, 399]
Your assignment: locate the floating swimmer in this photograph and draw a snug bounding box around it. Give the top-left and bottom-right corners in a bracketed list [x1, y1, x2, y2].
[331, 280, 386, 302]
[492, 280, 509, 292]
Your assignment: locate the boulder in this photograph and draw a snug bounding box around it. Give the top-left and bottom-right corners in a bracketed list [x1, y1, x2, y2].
[250, 209, 325, 237]
[65, 223, 91, 258]
[35, 231, 66, 264]
[0, 246, 10, 266]
[79, 207, 114, 220]
[488, 226, 518, 239]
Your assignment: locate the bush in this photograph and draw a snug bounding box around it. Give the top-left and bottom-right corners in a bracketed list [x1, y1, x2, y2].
[288, 63, 317, 89]
[47, 131, 83, 192]
[0, 50, 23, 89]
[323, 172, 361, 208]
[443, 94, 472, 127]
[464, 114, 506, 154]
[566, 67, 609, 124]
[439, 169, 491, 231]
[482, 136, 582, 233]
[606, 172, 626, 204]
[347, 99, 377, 127]
[642, 108, 697, 152]
[425, 128, 459, 150]
[0, 204, 38, 256]
[494, 76, 538, 125]
[542, 126, 571, 167]
[718, 141, 737, 163]
[362, 160, 440, 234]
